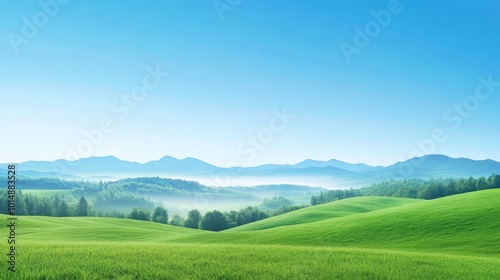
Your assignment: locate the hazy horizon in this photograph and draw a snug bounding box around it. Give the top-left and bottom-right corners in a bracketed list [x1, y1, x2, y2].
[3, 153, 500, 169]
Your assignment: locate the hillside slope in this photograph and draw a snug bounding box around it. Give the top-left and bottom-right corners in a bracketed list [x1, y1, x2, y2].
[5, 190, 500, 279]
[14, 215, 206, 242]
[229, 196, 420, 231]
[180, 189, 500, 257]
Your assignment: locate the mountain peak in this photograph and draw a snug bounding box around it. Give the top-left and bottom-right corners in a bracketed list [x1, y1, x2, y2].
[156, 155, 179, 162]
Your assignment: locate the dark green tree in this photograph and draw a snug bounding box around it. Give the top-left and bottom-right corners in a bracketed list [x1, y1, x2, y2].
[311, 195, 318, 206]
[170, 214, 185, 226]
[34, 198, 53, 216]
[76, 196, 89, 216]
[225, 210, 240, 227]
[184, 209, 202, 229]
[53, 194, 61, 215]
[152, 206, 168, 224]
[130, 207, 151, 221]
[15, 190, 28, 215]
[56, 200, 70, 217]
[200, 210, 228, 231]
[24, 193, 39, 215]
[491, 174, 500, 189]
[261, 196, 293, 209]
[476, 177, 488, 190]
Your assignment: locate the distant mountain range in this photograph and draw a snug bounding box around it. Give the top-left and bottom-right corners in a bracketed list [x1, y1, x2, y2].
[1, 154, 499, 188]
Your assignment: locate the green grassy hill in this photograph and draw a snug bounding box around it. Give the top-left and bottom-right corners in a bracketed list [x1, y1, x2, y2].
[16, 215, 204, 242]
[180, 189, 500, 257]
[4, 189, 500, 279]
[229, 196, 420, 231]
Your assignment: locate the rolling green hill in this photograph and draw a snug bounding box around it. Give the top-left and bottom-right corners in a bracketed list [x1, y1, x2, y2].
[179, 189, 500, 257]
[16, 215, 204, 242]
[229, 196, 420, 231]
[4, 189, 500, 279]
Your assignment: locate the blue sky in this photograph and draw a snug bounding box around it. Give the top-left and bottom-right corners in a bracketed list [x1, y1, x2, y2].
[0, 0, 499, 167]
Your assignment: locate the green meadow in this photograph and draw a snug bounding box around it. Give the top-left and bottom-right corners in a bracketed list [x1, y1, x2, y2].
[228, 196, 420, 231]
[4, 189, 500, 279]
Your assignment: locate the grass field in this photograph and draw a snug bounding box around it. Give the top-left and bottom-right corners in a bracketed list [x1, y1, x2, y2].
[228, 196, 420, 231]
[3, 189, 500, 279]
[16, 243, 500, 279]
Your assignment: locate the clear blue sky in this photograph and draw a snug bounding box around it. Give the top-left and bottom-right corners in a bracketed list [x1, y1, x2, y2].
[1, 0, 499, 167]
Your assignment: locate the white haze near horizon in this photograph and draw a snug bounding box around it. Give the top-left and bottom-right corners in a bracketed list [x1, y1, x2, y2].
[75, 174, 358, 190]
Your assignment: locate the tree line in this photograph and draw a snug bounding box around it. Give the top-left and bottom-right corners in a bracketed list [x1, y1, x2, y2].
[0, 190, 303, 232]
[127, 205, 305, 232]
[0, 191, 91, 217]
[311, 174, 500, 205]
[5, 174, 499, 231]
[26, 177, 255, 212]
